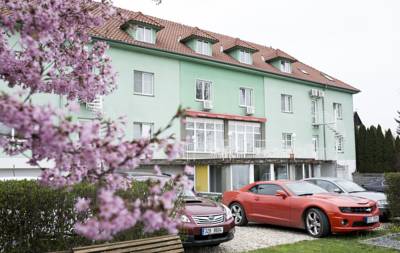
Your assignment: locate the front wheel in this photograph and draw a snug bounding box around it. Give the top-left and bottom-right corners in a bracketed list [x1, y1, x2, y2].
[305, 208, 330, 237]
[230, 203, 248, 226]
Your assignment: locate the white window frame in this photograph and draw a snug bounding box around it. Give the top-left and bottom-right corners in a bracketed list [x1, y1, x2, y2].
[134, 70, 154, 96]
[311, 99, 318, 124]
[228, 121, 261, 154]
[282, 133, 294, 150]
[135, 25, 154, 44]
[133, 122, 154, 139]
[333, 103, 343, 120]
[195, 39, 211, 56]
[280, 60, 292, 73]
[239, 87, 253, 107]
[281, 94, 293, 113]
[185, 118, 224, 153]
[335, 135, 344, 153]
[239, 49, 252, 64]
[195, 79, 212, 101]
[312, 135, 319, 153]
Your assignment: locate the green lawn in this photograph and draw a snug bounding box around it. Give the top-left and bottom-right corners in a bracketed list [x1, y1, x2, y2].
[247, 230, 397, 253]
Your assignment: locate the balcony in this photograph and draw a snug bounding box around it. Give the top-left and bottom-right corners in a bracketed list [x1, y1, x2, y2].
[183, 142, 321, 161]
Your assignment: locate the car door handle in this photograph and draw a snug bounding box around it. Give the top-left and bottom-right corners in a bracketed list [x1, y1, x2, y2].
[254, 197, 260, 201]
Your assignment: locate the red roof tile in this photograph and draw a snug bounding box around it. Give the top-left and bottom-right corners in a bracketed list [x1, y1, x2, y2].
[122, 11, 164, 30]
[91, 8, 359, 93]
[180, 27, 219, 43]
[223, 38, 259, 53]
[264, 49, 297, 62]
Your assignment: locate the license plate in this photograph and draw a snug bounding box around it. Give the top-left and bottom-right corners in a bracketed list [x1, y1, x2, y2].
[201, 227, 223, 236]
[365, 215, 379, 224]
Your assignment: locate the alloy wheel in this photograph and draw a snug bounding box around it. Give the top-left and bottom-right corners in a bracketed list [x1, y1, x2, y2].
[231, 204, 243, 224]
[306, 211, 321, 236]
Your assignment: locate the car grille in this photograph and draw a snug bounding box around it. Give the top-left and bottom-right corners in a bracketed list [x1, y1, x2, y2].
[192, 214, 224, 225]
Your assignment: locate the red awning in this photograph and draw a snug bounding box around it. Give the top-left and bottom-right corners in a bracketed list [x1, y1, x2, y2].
[185, 109, 267, 123]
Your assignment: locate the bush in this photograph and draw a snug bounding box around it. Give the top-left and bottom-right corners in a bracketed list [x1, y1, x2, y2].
[385, 173, 400, 218]
[0, 180, 171, 253]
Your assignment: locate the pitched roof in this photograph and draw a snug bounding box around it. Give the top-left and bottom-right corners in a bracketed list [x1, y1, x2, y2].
[223, 38, 259, 53]
[121, 11, 164, 30]
[90, 8, 359, 93]
[264, 49, 297, 62]
[180, 27, 219, 43]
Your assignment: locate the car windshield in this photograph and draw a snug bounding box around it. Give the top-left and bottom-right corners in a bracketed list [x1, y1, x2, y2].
[333, 179, 366, 193]
[285, 182, 328, 196]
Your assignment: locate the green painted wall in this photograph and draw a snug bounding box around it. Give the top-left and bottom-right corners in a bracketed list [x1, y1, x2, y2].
[264, 76, 356, 161]
[98, 45, 181, 140]
[179, 60, 265, 117]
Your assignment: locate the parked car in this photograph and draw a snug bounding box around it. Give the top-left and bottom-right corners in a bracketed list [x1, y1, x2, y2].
[222, 180, 380, 238]
[122, 171, 235, 247]
[362, 178, 387, 193]
[304, 177, 389, 219]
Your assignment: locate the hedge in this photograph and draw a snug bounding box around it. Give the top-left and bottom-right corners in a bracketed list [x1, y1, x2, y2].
[0, 180, 171, 253]
[385, 173, 400, 218]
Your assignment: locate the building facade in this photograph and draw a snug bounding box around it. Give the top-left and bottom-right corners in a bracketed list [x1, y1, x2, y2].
[0, 9, 359, 193]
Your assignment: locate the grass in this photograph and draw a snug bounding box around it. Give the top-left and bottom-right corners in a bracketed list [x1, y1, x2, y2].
[247, 230, 397, 253]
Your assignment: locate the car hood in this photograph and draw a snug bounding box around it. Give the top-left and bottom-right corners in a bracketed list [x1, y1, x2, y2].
[310, 193, 376, 206]
[347, 191, 386, 201]
[182, 197, 224, 216]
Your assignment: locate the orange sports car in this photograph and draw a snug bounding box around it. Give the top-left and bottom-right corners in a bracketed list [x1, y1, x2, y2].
[221, 180, 380, 237]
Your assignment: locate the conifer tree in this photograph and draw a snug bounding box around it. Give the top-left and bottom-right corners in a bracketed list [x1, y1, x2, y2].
[365, 126, 377, 172]
[356, 124, 367, 172]
[375, 125, 385, 172]
[383, 129, 395, 172]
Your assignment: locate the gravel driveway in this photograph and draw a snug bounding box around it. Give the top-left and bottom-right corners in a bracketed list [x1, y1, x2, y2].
[185, 223, 315, 253]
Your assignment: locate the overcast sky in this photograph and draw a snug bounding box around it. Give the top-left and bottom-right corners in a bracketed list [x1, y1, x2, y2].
[114, 0, 400, 134]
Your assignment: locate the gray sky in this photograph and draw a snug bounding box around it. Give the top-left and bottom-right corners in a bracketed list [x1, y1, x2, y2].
[114, 0, 400, 134]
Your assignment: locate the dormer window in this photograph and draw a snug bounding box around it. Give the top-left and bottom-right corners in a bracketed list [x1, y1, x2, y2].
[280, 60, 292, 73]
[239, 49, 252, 64]
[136, 25, 155, 44]
[196, 39, 211, 56]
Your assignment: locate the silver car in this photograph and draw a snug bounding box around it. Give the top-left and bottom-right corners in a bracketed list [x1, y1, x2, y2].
[304, 177, 389, 219]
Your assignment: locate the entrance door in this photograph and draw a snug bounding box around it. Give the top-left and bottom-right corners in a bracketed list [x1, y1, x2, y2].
[195, 165, 208, 192]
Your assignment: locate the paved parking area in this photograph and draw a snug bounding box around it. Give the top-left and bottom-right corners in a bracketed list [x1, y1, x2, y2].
[185, 223, 315, 253]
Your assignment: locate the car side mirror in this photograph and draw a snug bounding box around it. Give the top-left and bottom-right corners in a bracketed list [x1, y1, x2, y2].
[275, 190, 288, 199]
[333, 188, 342, 194]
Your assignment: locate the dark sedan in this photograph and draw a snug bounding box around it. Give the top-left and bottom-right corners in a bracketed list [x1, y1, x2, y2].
[304, 177, 389, 219]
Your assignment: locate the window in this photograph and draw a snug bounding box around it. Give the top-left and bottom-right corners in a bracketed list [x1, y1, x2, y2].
[135, 26, 154, 44]
[228, 121, 261, 154]
[314, 180, 339, 193]
[281, 94, 293, 113]
[239, 49, 252, 64]
[195, 40, 211, 56]
[333, 103, 343, 120]
[335, 135, 344, 152]
[134, 70, 154, 96]
[256, 184, 283, 195]
[280, 60, 292, 73]
[322, 73, 334, 81]
[239, 88, 253, 107]
[195, 80, 212, 101]
[311, 100, 318, 124]
[186, 118, 224, 153]
[133, 122, 154, 139]
[282, 133, 294, 150]
[231, 165, 250, 190]
[254, 164, 271, 181]
[274, 164, 289, 180]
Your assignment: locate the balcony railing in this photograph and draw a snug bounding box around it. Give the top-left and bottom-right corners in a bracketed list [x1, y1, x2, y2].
[183, 141, 322, 160]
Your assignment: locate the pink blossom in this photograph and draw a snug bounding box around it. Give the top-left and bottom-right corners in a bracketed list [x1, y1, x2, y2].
[184, 165, 194, 175]
[75, 197, 91, 213]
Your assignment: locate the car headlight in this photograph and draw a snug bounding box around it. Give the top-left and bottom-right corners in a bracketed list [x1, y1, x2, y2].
[377, 199, 388, 207]
[339, 207, 352, 213]
[180, 214, 191, 223]
[223, 204, 233, 220]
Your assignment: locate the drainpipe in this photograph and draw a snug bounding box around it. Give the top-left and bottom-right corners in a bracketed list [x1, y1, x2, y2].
[322, 85, 328, 161]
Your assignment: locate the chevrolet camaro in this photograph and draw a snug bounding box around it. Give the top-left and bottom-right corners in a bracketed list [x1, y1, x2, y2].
[222, 180, 380, 237]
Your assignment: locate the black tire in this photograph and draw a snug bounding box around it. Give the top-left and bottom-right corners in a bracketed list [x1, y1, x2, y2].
[230, 202, 248, 226]
[304, 208, 330, 238]
[208, 243, 220, 247]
